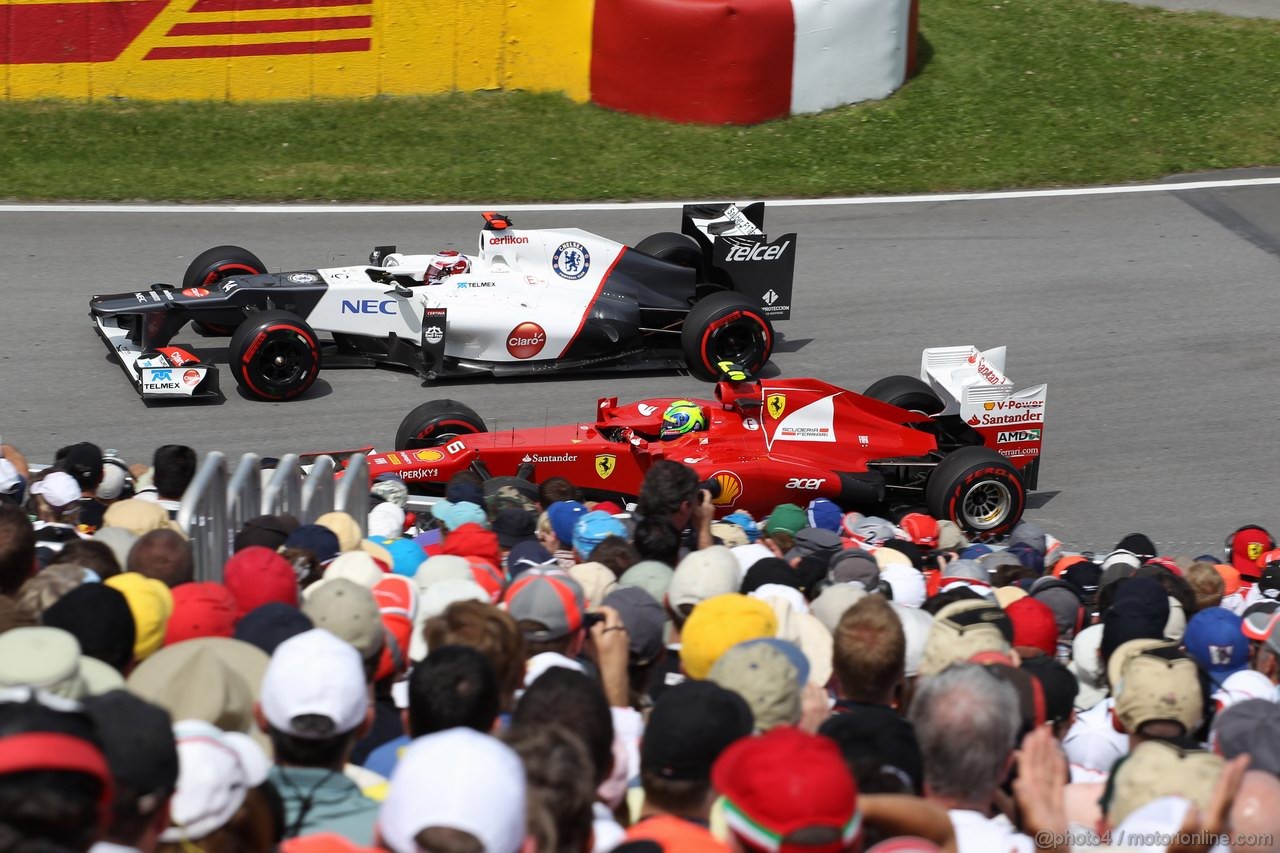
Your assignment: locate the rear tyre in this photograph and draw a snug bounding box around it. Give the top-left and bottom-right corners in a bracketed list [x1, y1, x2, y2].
[634, 232, 703, 271]
[184, 246, 266, 336]
[395, 400, 487, 450]
[864, 375, 945, 415]
[228, 310, 320, 402]
[925, 446, 1025, 538]
[681, 291, 773, 381]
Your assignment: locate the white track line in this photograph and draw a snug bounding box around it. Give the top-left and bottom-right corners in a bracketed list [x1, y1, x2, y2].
[0, 175, 1277, 214]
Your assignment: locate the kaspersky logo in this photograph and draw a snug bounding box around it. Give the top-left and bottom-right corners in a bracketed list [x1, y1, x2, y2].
[3, 0, 374, 65]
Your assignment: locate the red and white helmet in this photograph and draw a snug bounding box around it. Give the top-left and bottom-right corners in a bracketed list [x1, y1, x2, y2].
[424, 250, 470, 284]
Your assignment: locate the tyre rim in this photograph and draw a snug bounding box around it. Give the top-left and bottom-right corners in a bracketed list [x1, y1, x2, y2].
[714, 322, 762, 364]
[256, 338, 308, 385]
[963, 481, 1012, 530]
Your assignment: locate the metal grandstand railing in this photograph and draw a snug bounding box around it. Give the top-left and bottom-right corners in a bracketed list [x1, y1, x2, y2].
[180, 451, 368, 583]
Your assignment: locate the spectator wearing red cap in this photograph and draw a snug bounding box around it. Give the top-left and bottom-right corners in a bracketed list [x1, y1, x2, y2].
[503, 569, 589, 687]
[440, 523, 502, 569]
[223, 546, 299, 617]
[165, 582, 239, 646]
[713, 726, 863, 853]
[908, 664, 1033, 852]
[1228, 525, 1274, 587]
[0, 692, 115, 851]
[1005, 597, 1058, 658]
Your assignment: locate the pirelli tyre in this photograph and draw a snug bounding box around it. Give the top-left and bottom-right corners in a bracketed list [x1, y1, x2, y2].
[864, 375, 945, 415]
[925, 446, 1026, 538]
[396, 400, 487, 450]
[184, 245, 266, 336]
[681, 291, 773, 381]
[634, 232, 703, 270]
[228, 311, 320, 402]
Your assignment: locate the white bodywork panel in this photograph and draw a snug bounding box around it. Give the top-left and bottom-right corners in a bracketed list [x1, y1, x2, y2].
[306, 227, 625, 363]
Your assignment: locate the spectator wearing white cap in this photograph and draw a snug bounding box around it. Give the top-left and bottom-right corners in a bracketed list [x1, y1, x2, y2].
[28, 471, 87, 567]
[157, 720, 274, 851]
[377, 728, 528, 853]
[256, 628, 378, 844]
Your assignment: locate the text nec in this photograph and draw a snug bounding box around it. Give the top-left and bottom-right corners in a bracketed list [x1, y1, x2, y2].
[725, 240, 791, 263]
[341, 299, 398, 315]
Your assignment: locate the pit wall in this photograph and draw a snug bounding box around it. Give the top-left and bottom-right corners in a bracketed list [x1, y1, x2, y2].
[1, 0, 916, 123]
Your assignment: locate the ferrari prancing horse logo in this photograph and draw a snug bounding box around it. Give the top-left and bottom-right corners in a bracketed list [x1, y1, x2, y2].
[595, 454, 616, 480]
[766, 394, 786, 420]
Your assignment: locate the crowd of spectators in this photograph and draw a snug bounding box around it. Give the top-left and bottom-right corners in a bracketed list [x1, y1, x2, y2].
[1, 438, 1279, 853]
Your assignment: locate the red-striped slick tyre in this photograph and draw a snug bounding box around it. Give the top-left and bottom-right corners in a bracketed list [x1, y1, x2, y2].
[681, 291, 773, 381]
[228, 310, 320, 402]
[184, 245, 266, 336]
[925, 446, 1026, 539]
[395, 400, 487, 450]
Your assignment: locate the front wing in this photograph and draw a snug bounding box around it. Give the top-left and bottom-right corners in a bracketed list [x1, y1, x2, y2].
[93, 314, 220, 401]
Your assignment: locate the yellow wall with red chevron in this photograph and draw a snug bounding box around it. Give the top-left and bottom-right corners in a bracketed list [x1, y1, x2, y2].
[1, 0, 593, 102]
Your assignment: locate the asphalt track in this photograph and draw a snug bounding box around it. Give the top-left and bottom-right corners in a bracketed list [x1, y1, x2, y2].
[3, 171, 1280, 553]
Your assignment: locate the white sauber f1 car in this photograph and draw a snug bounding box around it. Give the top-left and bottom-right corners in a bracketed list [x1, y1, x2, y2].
[88, 203, 796, 402]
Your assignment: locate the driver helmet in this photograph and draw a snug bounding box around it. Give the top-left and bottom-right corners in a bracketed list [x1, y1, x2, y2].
[424, 250, 470, 284]
[660, 400, 707, 439]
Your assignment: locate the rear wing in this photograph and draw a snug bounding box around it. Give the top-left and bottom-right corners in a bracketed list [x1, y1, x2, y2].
[920, 346, 1047, 487]
[681, 202, 795, 321]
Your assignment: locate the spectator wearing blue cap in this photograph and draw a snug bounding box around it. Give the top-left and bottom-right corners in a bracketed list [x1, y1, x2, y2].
[542, 501, 587, 569]
[572, 511, 627, 563]
[805, 499, 843, 534]
[1184, 606, 1250, 688]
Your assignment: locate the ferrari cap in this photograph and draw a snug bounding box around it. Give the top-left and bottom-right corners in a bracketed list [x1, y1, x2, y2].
[1229, 525, 1274, 579]
[502, 569, 585, 642]
[899, 513, 940, 548]
[713, 727, 861, 853]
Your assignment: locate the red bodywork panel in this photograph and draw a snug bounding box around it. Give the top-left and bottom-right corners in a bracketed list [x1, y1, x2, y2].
[367, 378, 943, 519]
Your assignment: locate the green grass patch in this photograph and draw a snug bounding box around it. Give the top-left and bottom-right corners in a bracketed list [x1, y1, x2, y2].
[2, 0, 1278, 201]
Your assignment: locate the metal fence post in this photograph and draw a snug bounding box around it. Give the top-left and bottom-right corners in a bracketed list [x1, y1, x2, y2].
[226, 453, 262, 556]
[177, 452, 228, 583]
[261, 454, 302, 519]
[301, 455, 336, 523]
[335, 452, 369, 539]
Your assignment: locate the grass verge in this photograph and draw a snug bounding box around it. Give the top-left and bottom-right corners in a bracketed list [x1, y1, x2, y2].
[1, 0, 1278, 202]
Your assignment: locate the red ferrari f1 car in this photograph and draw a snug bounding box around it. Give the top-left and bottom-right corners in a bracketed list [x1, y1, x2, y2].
[366, 346, 1048, 537]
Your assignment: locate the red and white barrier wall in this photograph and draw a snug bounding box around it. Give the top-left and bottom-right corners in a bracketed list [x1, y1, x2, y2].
[592, 0, 919, 124]
[3, 0, 917, 124]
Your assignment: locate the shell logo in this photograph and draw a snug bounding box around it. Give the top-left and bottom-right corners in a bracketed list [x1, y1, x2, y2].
[984, 401, 995, 411]
[709, 470, 743, 507]
[414, 449, 445, 463]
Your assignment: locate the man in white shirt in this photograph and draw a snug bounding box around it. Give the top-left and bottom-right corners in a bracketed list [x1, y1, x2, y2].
[909, 663, 1036, 853]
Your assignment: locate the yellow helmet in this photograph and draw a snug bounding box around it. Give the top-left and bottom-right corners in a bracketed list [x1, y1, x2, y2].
[661, 400, 707, 439]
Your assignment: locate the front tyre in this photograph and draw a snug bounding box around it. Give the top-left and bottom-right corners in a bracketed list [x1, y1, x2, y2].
[925, 446, 1026, 538]
[395, 400, 487, 450]
[183, 245, 266, 336]
[681, 291, 773, 381]
[228, 310, 320, 402]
